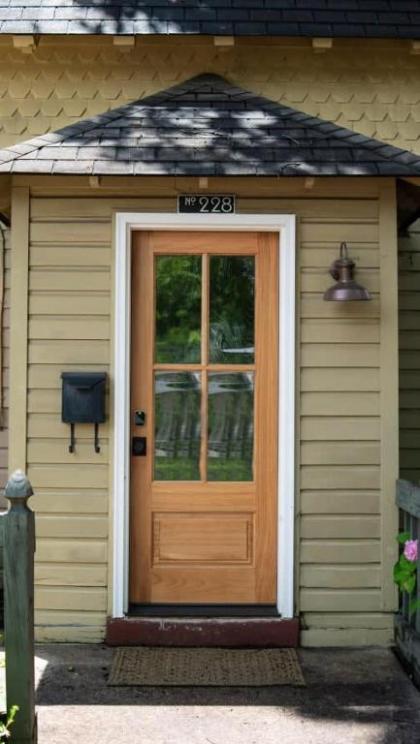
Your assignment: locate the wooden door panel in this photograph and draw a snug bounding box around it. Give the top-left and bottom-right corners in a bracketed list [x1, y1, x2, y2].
[130, 230, 278, 606]
[152, 512, 253, 564]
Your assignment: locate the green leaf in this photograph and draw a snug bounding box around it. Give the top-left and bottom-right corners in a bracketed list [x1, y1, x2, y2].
[402, 575, 416, 594]
[397, 532, 411, 544]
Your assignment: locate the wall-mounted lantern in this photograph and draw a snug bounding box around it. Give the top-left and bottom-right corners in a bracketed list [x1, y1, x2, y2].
[323, 242, 371, 302]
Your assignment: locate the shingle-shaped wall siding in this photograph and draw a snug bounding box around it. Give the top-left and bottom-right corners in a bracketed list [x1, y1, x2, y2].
[1, 38, 420, 154]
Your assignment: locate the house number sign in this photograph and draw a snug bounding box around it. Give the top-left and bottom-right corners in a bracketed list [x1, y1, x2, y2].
[178, 195, 235, 214]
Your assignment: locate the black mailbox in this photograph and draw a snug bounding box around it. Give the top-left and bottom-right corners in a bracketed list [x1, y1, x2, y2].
[61, 372, 106, 453]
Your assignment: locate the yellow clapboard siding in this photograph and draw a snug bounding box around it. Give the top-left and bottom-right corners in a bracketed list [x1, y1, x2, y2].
[300, 628, 393, 647]
[301, 565, 381, 588]
[301, 491, 380, 514]
[30, 246, 111, 267]
[301, 392, 379, 416]
[28, 440, 109, 464]
[302, 612, 393, 629]
[36, 539, 107, 564]
[30, 197, 176, 219]
[28, 464, 109, 489]
[35, 586, 107, 611]
[29, 340, 109, 364]
[35, 610, 106, 627]
[28, 414, 110, 439]
[29, 317, 110, 340]
[301, 319, 379, 344]
[299, 222, 378, 243]
[34, 491, 108, 514]
[29, 270, 110, 292]
[300, 442, 380, 465]
[301, 540, 380, 564]
[35, 626, 105, 643]
[35, 563, 107, 587]
[301, 368, 380, 392]
[301, 344, 379, 367]
[301, 416, 380, 441]
[300, 589, 381, 612]
[28, 364, 109, 389]
[300, 515, 380, 539]
[300, 466, 380, 490]
[30, 222, 111, 245]
[36, 515, 108, 539]
[300, 296, 380, 319]
[30, 293, 109, 316]
[300, 246, 379, 269]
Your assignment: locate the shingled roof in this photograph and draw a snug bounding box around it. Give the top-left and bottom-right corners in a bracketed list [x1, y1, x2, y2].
[1, 73, 420, 176]
[1, 1, 420, 38]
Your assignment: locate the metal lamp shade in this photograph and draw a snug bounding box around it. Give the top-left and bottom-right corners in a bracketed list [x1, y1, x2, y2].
[323, 242, 371, 302]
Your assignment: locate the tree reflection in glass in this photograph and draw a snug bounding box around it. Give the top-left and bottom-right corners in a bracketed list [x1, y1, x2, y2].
[207, 373, 254, 481]
[155, 255, 201, 363]
[154, 372, 201, 481]
[209, 256, 255, 364]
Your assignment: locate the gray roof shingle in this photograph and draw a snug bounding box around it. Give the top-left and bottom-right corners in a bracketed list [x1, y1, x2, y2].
[1, 1, 420, 38]
[1, 73, 420, 176]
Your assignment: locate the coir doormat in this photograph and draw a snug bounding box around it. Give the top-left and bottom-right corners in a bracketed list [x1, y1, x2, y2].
[108, 647, 305, 687]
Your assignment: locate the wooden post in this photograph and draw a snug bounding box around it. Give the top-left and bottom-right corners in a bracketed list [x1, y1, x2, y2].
[4, 470, 36, 744]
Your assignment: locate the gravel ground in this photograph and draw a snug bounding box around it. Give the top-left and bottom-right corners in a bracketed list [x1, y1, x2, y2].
[34, 645, 420, 744]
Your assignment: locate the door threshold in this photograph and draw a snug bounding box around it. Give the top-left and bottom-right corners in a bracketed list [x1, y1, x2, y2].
[128, 604, 279, 618]
[106, 616, 300, 647]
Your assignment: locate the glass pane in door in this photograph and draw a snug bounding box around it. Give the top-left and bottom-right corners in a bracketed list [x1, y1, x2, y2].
[209, 256, 255, 363]
[154, 372, 201, 481]
[155, 255, 201, 363]
[207, 372, 254, 481]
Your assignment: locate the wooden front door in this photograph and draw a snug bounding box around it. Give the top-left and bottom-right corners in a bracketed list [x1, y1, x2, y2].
[130, 231, 279, 606]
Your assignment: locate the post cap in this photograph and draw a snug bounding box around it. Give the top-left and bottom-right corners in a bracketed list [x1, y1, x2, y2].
[5, 469, 33, 500]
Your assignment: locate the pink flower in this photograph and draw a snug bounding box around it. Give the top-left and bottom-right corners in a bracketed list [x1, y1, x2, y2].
[404, 539, 418, 562]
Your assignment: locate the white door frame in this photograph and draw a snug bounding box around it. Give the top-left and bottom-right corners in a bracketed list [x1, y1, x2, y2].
[112, 212, 296, 618]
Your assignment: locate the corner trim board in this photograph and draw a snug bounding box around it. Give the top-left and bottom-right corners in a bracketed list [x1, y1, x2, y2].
[112, 212, 297, 619]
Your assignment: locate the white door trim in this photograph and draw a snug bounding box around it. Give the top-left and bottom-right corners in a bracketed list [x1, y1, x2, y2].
[112, 212, 296, 618]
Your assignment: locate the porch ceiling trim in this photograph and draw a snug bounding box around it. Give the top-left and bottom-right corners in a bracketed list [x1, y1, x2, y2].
[1, 74, 420, 177]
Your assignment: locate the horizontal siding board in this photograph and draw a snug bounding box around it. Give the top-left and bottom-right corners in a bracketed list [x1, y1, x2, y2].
[301, 344, 379, 367]
[34, 492, 108, 514]
[301, 319, 379, 344]
[301, 628, 393, 646]
[301, 565, 381, 589]
[29, 270, 110, 292]
[300, 246, 379, 269]
[35, 587, 107, 612]
[302, 612, 393, 629]
[28, 440, 109, 464]
[301, 368, 379, 392]
[30, 246, 111, 267]
[301, 417, 380, 441]
[28, 413, 109, 439]
[301, 540, 380, 564]
[300, 515, 380, 539]
[29, 318, 110, 341]
[29, 340, 109, 364]
[36, 539, 108, 564]
[30, 222, 111, 245]
[301, 491, 380, 515]
[300, 442, 380, 466]
[28, 464, 109, 489]
[300, 589, 382, 612]
[30, 293, 109, 316]
[36, 515, 108, 539]
[300, 466, 380, 490]
[301, 392, 379, 416]
[35, 564, 107, 587]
